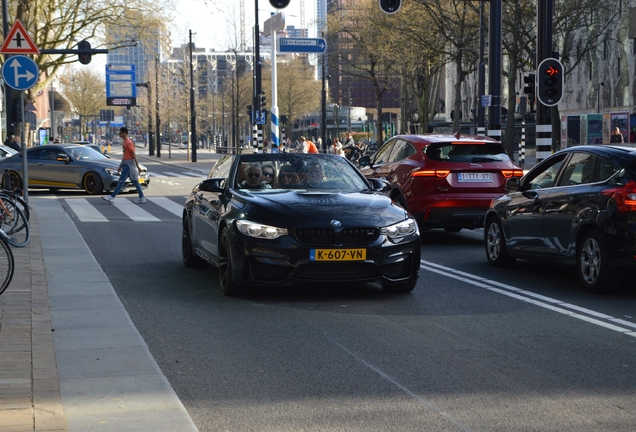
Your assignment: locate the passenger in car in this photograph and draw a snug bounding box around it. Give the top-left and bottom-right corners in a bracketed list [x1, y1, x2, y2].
[278, 165, 299, 188]
[261, 163, 276, 187]
[239, 163, 265, 189]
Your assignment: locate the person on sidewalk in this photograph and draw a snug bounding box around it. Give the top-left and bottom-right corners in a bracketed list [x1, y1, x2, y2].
[102, 127, 146, 204]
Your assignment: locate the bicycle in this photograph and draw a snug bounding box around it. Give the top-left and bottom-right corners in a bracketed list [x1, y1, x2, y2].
[0, 194, 29, 248]
[0, 229, 15, 296]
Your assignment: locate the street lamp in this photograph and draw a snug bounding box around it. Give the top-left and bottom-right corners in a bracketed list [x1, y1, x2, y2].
[597, 81, 605, 113]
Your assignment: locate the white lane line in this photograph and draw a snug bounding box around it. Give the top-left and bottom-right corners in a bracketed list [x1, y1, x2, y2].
[162, 171, 190, 178]
[146, 197, 183, 217]
[112, 198, 161, 222]
[65, 198, 108, 222]
[420, 260, 636, 338]
[180, 172, 206, 178]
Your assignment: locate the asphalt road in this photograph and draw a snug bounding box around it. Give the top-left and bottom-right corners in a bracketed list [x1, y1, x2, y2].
[48, 171, 636, 432]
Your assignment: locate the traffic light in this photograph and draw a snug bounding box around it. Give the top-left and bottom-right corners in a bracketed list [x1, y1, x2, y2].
[77, 40, 92, 65]
[537, 58, 564, 106]
[247, 104, 252, 120]
[259, 93, 266, 109]
[379, 0, 401, 14]
[523, 74, 535, 97]
[269, 0, 290, 8]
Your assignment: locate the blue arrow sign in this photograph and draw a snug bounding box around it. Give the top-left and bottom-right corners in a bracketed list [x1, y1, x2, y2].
[2, 55, 39, 90]
[279, 37, 327, 54]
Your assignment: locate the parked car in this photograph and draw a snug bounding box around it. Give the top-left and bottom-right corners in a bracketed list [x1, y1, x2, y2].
[484, 144, 636, 293]
[358, 134, 523, 232]
[182, 153, 421, 296]
[73, 141, 110, 157]
[0, 144, 149, 194]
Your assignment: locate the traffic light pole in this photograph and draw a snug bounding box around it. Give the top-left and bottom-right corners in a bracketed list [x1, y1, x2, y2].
[254, 0, 262, 151]
[536, 0, 553, 163]
[487, 0, 502, 142]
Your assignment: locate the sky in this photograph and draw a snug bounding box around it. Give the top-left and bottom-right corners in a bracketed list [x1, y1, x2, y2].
[172, 0, 316, 51]
[87, 0, 316, 74]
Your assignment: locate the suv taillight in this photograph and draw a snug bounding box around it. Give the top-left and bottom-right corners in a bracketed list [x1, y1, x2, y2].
[601, 180, 636, 212]
[411, 169, 450, 178]
[501, 170, 524, 178]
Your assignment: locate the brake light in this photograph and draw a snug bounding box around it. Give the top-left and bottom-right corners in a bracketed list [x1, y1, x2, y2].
[601, 180, 636, 212]
[411, 169, 450, 178]
[501, 170, 524, 178]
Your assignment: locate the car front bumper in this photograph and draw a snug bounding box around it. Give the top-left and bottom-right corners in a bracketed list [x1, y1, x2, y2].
[227, 229, 421, 287]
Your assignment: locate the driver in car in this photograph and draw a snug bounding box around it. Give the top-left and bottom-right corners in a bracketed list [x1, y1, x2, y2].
[239, 163, 271, 189]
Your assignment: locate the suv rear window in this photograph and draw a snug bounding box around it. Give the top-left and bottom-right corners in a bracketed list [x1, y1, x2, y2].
[426, 142, 510, 163]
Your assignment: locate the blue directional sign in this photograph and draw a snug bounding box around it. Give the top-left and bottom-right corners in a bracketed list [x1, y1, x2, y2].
[279, 38, 327, 54]
[106, 64, 137, 106]
[2, 55, 39, 91]
[255, 110, 267, 125]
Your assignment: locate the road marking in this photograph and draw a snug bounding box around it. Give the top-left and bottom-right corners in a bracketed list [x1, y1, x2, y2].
[65, 198, 108, 222]
[111, 199, 161, 222]
[420, 260, 636, 338]
[146, 197, 183, 217]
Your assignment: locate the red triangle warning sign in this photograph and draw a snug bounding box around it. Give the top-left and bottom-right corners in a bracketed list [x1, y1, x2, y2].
[0, 20, 39, 54]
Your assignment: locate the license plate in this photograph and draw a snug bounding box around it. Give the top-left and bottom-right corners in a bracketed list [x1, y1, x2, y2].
[457, 172, 494, 182]
[310, 248, 366, 261]
[138, 178, 145, 184]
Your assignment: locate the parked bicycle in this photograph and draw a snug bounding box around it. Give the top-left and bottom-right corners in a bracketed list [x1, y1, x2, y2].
[0, 192, 29, 248]
[0, 229, 15, 296]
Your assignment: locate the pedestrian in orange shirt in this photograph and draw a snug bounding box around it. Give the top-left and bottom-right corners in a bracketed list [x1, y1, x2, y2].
[102, 127, 146, 204]
[299, 136, 319, 154]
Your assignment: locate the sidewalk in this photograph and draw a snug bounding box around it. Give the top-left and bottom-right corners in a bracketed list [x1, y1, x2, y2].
[0, 145, 216, 431]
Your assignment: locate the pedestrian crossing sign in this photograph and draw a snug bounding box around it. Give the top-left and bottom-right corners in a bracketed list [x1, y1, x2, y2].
[0, 20, 39, 54]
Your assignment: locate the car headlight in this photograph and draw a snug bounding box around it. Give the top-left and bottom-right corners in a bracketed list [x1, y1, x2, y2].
[104, 168, 119, 176]
[381, 218, 417, 239]
[236, 220, 288, 239]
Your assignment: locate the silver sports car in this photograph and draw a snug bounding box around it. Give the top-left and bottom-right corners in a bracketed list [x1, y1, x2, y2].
[0, 143, 149, 194]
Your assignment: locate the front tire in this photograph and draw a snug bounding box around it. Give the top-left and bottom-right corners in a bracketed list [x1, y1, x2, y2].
[218, 227, 243, 296]
[182, 216, 205, 268]
[577, 230, 621, 293]
[83, 172, 103, 195]
[485, 216, 516, 267]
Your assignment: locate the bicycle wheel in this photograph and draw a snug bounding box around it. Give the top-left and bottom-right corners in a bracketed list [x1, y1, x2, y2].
[0, 193, 30, 222]
[0, 237, 14, 296]
[4, 204, 29, 248]
[0, 196, 20, 234]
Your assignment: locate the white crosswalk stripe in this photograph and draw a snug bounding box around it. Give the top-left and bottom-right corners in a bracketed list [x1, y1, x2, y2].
[112, 199, 161, 222]
[65, 198, 109, 222]
[145, 197, 183, 217]
[64, 197, 183, 223]
[150, 171, 206, 178]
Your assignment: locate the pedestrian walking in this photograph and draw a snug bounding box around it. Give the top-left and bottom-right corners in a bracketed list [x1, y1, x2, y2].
[610, 127, 624, 143]
[342, 132, 356, 160]
[102, 127, 146, 204]
[6, 135, 20, 152]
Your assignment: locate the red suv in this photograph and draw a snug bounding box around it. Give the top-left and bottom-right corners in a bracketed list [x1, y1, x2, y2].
[358, 134, 522, 232]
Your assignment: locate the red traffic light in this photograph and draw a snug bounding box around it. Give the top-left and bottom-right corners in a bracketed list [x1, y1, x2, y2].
[545, 66, 559, 76]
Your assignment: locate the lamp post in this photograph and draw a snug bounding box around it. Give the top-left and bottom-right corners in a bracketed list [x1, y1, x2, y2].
[189, 29, 197, 162]
[155, 56, 161, 158]
[597, 81, 605, 113]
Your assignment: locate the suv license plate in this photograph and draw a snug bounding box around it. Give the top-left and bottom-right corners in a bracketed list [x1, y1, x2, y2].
[458, 172, 494, 182]
[310, 248, 366, 261]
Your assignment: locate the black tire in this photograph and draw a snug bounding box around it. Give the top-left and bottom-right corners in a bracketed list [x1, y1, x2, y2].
[484, 216, 516, 267]
[83, 172, 103, 195]
[0, 238, 14, 296]
[218, 227, 243, 296]
[3, 171, 22, 190]
[182, 216, 205, 268]
[577, 230, 621, 293]
[393, 193, 408, 211]
[382, 277, 417, 293]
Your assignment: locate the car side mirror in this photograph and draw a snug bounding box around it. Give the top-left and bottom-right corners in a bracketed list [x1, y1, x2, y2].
[198, 177, 225, 193]
[57, 155, 70, 163]
[358, 155, 371, 167]
[506, 177, 520, 191]
[369, 178, 391, 193]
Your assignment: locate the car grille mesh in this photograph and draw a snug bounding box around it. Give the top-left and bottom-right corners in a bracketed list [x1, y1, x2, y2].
[380, 258, 412, 279]
[294, 262, 378, 280]
[295, 228, 379, 246]
[249, 260, 288, 281]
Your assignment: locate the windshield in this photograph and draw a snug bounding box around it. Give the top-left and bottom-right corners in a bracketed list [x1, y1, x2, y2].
[235, 154, 368, 191]
[426, 142, 511, 163]
[69, 146, 109, 161]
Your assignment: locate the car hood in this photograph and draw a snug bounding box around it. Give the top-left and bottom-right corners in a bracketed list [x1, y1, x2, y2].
[235, 189, 407, 228]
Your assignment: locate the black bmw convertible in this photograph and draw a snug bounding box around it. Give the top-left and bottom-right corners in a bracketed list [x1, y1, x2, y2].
[182, 153, 421, 296]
